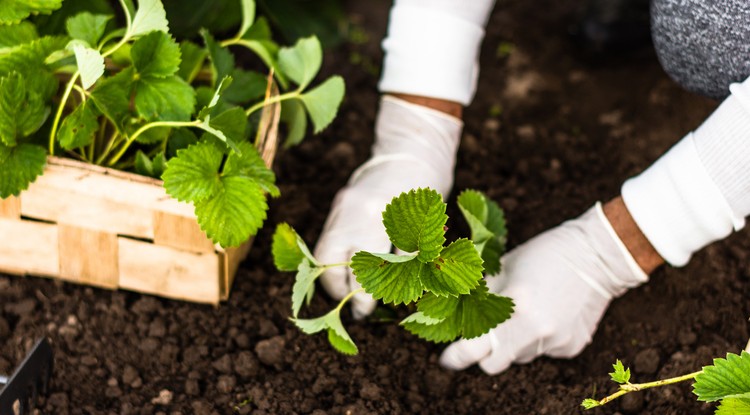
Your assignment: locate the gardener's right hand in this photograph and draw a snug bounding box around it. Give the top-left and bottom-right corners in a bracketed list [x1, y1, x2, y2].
[314, 95, 462, 318]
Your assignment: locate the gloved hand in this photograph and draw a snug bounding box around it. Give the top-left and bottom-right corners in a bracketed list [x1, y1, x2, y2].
[440, 202, 649, 374]
[314, 95, 462, 318]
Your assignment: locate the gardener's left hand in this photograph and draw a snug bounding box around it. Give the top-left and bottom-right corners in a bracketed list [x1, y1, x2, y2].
[440, 201, 650, 374]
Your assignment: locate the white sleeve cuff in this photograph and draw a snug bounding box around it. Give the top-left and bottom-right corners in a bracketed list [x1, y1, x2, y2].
[378, 4, 487, 105]
[621, 134, 744, 266]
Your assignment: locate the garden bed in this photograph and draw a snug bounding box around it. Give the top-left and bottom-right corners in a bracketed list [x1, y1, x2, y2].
[2, 0, 748, 414]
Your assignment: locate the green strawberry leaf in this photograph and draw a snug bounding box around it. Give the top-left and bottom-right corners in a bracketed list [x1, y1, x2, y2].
[222, 69, 266, 104]
[382, 188, 447, 263]
[351, 252, 424, 305]
[281, 99, 307, 147]
[222, 140, 278, 197]
[162, 140, 223, 203]
[694, 351, 750, 402]
[197, 76, 233, 120]
[610, 360, 631, 384]
[66, 12, 111, 47]
[201, 29, 234, 86]
[457, 189, 507, 275]
[716, 398, 750, 415]
[0, 143, 47, 198]
[0, 0, 63, 24]
[135, 75, 195, 121]
[278, 36, 321, 90]
[197, 107, 246, 154]
[401, 312, 444, 326]
[90, 67, 134, 130]
[420, 239, 483, 297]
[134, 150, 153, 177]
[272, 222, 314, 271]
[71, 43, 104, 89]
[194, 174, 267, 247]
[177, 40, 206, 82]
[236, 0, 255, 40]
[166, 127, 198, 158]
[0, 72, 48, 146]
[0, 22, 39, 50]
[58, 101, 98, 150]
[131, 30, 181, 78]
[299, 75, 344, 134]
[402, 281, 513, 342]
[294, 309, 358, 355]
[291, 259, 324, 318]
[130, 0, 169, 37]
[0, 36, 67, 101]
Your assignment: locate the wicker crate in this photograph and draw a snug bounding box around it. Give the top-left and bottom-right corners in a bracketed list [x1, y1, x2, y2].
[0, 154, 266, 304]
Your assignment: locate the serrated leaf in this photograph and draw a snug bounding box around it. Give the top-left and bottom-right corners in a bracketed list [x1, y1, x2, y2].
[0, 143, 46, 198]
[694, 352, 750, 402]
[281, 99, 307, 147]
[71, 44, 104, 89]
[291, 259, 324, 318]
[223, 140, 277, 196]
[0, 72, 48, 146]
[294, 309, 357, 355]
[222, 69, 265, 104]
[0, 0, 62, 24]
[417, 292, 459, 320]
[236, 0, 255, 40]
[195, 175, 267, 247]
[66, 12, 111, 47]
[351, 252, 424, 305]
[458, 189, 507, 275]
[58, 101, 98, 150]
[610, 360, 631, 384]
[177, 40, 206, 82]
[90, 67, 134, 129]
[135, 75, 195, 121]
[421, 239, 483, 297]
[198, 76, 233, 120]
[198, 107, 246, 153]
[166, 127, 197, 158]
[299, 76, 344, 134]
[162, 140, 223, 203]
[130, 0, 169, 37]
[403, 281, 513, 342]
[716, 398, 750, 415]
[401, 312, 444, 326]
[0, 36, 67, 101]
[151, 151, 167, 177]
[278, 36, 323, 90]
[201, 29, 234, 86]
[382, 188, 447, 263]
[580, 399, 601, 410]
[0, 22, 38, 50]
[131, 30, 181, 78]
[272, 223, 310, 271]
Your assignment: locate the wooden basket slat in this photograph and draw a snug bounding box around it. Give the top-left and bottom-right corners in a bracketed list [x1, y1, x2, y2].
[0, 196, 20, 219]
[0, 218, 59, 277]
[117, 237, 221, 304]
[153, 211, 216, 253]
[58, 225, 119, 289]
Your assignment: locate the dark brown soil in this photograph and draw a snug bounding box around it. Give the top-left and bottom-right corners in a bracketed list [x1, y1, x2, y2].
[3, 1, 749, 414]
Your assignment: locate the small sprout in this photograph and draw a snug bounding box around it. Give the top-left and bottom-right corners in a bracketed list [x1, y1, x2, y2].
[610, 359, 631, 384]
[581, 398, 601, 410]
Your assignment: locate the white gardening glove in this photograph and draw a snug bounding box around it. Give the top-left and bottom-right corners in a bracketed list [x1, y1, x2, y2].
[440, 202, 648, 374]
[314, 95, 462, 318]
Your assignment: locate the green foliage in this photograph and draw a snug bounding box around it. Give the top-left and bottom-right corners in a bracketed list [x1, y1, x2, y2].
[457, 189, 507, 275]
[274, 189, 513, 355]
[694, 352, 750, 402]
[580, 399, 600, 410]
[294, 309, 357, 355]
[610, 359, 631, 384]
[716, 398, 750, 414]
[0, 0, 346, 251]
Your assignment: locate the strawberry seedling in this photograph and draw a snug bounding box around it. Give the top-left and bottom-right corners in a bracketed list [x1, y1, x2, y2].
[0, 0, 345, 248]
[273, 188, 514, 354]
[582, 352, 750, 413]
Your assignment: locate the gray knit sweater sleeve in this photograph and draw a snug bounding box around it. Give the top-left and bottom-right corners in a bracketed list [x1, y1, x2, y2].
[651, 0, 750, 100]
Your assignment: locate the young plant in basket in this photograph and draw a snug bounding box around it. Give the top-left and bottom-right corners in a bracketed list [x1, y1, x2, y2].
[0, 0, 345, 247]
[272, 188, 514, 354]
[582, 351, 750, 413]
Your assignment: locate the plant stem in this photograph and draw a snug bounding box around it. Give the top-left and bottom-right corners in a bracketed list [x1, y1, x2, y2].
[321, 262, 352, 269]
[336, 288, 365, 313]
[589, 371, 703, 408]
[49, 71, 80, 155]
[101, 0, 133, 59]
[95, 131, 120, 165]
[245, 91, 299, 116]
[106, 120, 200, 166]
